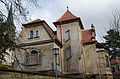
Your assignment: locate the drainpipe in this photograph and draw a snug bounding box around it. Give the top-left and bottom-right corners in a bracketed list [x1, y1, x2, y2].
[60, 21, 63, 73]
[81, 41, 87, 78]
[97, 52, 102, 79]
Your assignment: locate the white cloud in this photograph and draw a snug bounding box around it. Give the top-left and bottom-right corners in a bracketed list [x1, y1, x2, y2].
[28, 0, 120, 42]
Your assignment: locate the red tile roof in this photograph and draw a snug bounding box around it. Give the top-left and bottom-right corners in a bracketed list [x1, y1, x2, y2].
[113, 72, 120, 74]
[44, 21, 62, 47]
[111, 58, 120, 64]
[22, 19, 43, 26]
[82, 29, 96, 44]
[54, 10, 79, 23]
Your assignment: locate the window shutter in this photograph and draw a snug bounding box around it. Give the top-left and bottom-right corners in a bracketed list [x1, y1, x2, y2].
[38, 50, 42, 64]
[25, 52, 29, 65]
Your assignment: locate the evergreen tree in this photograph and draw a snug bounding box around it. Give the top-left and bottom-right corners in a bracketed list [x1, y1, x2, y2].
[103, 29, 120, 60]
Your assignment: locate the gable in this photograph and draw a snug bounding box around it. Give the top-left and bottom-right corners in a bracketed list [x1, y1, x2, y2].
[17, 23, 52, 45]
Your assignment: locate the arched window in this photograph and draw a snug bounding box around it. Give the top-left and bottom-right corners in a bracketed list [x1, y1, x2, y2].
[36, 30, 39, 37]
[30, 50, 42, 64]
[31, 50, 38, 54]
[30, 31, 33, 38]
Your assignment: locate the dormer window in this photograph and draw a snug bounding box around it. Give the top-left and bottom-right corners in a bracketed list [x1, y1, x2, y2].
[36, 30, 39, 37]
[30, 31, 33, 38]
[66, 30, 70, 41]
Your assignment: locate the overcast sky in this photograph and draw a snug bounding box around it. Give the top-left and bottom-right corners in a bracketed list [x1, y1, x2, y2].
[26, 0, 120, 42]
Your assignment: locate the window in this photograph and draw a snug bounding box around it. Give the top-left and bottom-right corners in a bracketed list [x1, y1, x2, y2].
[36, 30, 39, 37]
[105, 55, 109, 67]
[30, 31, 33, 38]
[31, 50, 38, 54]
[118, 65, 120, 71]
[31, 50, 38, 64]
[66, 30, 70, 40]
[66, 48, 71, 60]
[30, 50, 42, 65]
[112, 67, 115, 72]
[25, 52, 29, 65]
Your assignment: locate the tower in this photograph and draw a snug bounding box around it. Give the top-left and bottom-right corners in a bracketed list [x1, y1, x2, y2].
[53, 9, 84, 74]
[6, 4, 15, 40]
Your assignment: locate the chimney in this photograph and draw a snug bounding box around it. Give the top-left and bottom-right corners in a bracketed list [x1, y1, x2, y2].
[91, 24, 95, 30]
[91, 24, 96, 41]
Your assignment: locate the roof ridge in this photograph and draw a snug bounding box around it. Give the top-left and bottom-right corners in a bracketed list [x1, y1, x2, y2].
[22, 18, 43, 26]
[67, 10, 78, 18]
[54, 10, 79, 23]
[82, 29, 92, 31]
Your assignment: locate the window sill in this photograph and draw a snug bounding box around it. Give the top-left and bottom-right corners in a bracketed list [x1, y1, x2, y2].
[28, 36, 39, 39]
[65, 38, 70, 42]
[66, 56, 72, 61]
[34, 36, 39, 38]
[25, 63, 42, 66]
[28, 37, 33, 39]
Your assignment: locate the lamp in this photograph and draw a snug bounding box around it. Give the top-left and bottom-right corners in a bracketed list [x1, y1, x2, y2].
[52, 48, 59, 79]
[53, 48, 59, 55]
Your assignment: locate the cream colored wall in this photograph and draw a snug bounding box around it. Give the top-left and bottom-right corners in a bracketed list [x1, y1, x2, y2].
[83, 44, 112, 76]
[15, 43, 60, 72]
[0, 70, 70, 79]
[97, 50, 112, 75]
[15, 23, 61, 72]
[56, 21, 82, 73]
[17, 24, 51, 44]
[83, 44, 99, 75]
[25, 43, 54, 71]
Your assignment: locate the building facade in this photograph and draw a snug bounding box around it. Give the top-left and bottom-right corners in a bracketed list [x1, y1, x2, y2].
[15, 10, 113, 79]
[111, 58, 120, 79]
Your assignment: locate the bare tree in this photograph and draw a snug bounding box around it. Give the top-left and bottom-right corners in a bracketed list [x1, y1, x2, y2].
[0, 0, 50, 62]
[109, 10, 120, 32]
[0, 0, 40, 23]
[104, 10, 120, 60]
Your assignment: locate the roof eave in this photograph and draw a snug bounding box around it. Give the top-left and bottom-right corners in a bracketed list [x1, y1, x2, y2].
[53, 17, 84, 29]
[83, 40, 97, 45]
[22, 21, 44, 27]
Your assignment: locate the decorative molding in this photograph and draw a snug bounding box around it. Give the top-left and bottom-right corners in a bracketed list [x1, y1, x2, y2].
[17, 40, 54, 47]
